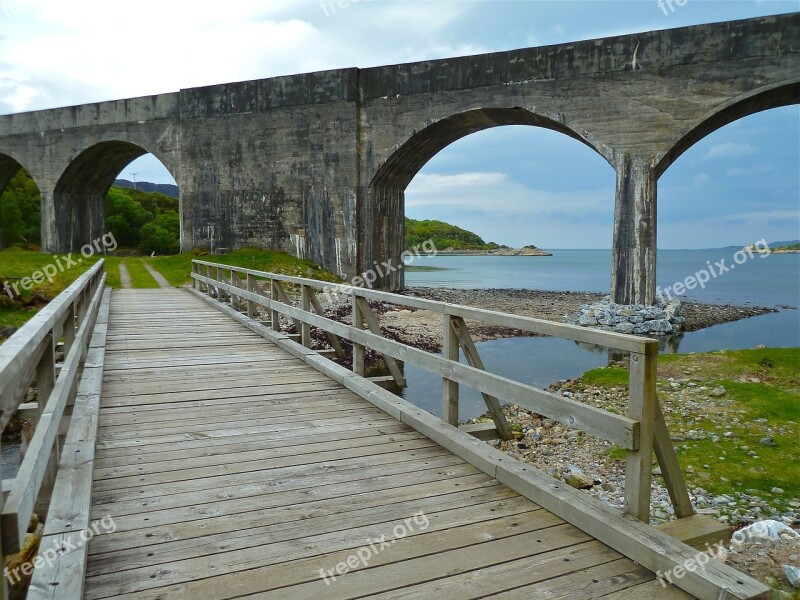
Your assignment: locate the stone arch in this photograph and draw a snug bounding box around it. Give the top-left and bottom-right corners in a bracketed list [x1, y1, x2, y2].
[52, 141, 178, 252]
[364, 107, 612, 290]
[0, 151, 40, 195]
[656, 80, 800, 179]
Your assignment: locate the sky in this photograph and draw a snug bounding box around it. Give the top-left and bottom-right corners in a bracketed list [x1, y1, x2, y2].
[1, 0, 798, 249]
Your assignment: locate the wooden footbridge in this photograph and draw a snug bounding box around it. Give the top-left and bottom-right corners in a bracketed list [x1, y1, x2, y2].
[0, 260, 771, 599]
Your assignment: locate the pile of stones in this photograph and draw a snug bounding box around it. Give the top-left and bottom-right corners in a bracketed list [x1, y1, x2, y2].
[567, 296, 685, 335]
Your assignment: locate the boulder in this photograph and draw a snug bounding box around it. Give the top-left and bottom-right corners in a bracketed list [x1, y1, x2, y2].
[565, 472, 595, 489]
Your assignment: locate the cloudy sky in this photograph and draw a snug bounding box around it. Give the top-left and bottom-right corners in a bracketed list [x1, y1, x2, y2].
[1, 0, 797, 249]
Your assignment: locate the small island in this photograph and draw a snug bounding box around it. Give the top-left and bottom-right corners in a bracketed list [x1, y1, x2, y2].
[741, 240, 800, 254]
[405, 217, 551, 255]
[773, 243, 800, 254]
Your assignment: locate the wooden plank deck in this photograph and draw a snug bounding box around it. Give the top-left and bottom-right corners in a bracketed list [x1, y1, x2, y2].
[84, 288, 693, 599]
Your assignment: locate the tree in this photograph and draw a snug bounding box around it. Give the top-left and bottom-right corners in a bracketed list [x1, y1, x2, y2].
[139, 212, 180, 254]
[404, 217, 492, 250]
[0, 190, 25, 247]
[1, 171, 41, 245]
[106, 187, 152, 247]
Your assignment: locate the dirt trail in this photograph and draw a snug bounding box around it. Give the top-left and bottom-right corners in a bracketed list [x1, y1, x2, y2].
[117, 264, 132, 289]
[140, 261, 171, 288]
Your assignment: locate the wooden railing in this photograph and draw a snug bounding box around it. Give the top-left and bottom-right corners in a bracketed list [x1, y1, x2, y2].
[191, 259, 694, 523]
[0, 260, 106, 592]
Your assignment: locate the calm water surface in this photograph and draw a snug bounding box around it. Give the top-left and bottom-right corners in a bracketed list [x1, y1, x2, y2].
[401, 249, 799, 419]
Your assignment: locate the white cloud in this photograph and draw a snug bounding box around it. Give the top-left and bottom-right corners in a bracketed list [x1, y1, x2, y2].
[1, 13, 322, 111]
[406, 171, 611, 219]
[0, 0, 477, 114]
[703, 142, 759, 160]
[725, 164, 775, 177]
[0, 80, 41, 112]
[408, 172, 507, 194]
[716, 209, 800, 223]
[659, 208, 800, 248]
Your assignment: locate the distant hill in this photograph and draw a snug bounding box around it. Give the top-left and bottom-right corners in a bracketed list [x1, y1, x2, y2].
[768, 240, 800, 248]
[405, 217, 500, 251]
[115, 179, 179, 199]
[404, 217, 550, 255]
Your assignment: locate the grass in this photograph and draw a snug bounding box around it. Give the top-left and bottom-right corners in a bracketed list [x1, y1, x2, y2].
[0, 247, 100, 300]
[143, 248, 342, 287]
[103, 257, 122, 289]
[581, 348, 800, 512]
[0, 307, 40, 329]
[0, 247, 340, 333]
[124, 260, 160, 288]
[582, 366, 629, 387]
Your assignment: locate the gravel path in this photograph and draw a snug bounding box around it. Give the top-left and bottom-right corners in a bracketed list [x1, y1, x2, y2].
[117, 263, 132, 289]
[140, 261, 171, 288]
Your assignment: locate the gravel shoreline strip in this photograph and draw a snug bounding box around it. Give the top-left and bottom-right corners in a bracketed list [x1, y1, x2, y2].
[374, 287, 779, 352]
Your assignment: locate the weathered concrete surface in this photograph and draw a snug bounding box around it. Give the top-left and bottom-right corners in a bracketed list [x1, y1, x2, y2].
[0, 14, 798, 304]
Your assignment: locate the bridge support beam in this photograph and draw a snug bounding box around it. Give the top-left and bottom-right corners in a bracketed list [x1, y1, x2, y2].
[611, 154, 657, 306]
[365, 185, 405, 292]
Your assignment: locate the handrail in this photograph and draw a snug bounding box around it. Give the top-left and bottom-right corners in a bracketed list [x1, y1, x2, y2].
[0, 260, 104, 429]
[0, 260, 106, 556]
[190, 259, 657, 354]
[191, 260, 693, 523]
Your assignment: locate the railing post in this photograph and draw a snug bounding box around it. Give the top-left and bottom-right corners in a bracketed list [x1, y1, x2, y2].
[35, 333, 55, 419]
[300, 285, 312, 348]
[247, 273, 256, 319]
[62, 303, 76, 358]
[352, 292, 365, 376]
[200, 264, 207, 295]
[76, 287, 88, 326]
[36, 332, 60, 486]
[229, 269, 239, 312]
[270, 279, 281, 332]
[0, 441, 5, 599]
[215, 266, 224, 301]
[625, 349, 657, 522]
[191, 262, 197, 289]
[442, 314, 459, 426]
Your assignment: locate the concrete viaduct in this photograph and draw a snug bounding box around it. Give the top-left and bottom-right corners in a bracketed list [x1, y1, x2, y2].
[0, 13, 798, 305]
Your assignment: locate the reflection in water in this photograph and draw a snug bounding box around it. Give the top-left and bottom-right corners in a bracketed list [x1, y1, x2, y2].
[400, 336, 609, 421]
[1, 442, 21, 479]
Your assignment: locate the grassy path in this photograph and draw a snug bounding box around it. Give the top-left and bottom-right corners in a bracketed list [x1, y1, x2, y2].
[119, 260, 160, 288]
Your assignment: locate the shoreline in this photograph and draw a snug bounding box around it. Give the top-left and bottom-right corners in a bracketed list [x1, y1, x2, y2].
[375, 287, 779, 352]
[434, 247, 552, 257]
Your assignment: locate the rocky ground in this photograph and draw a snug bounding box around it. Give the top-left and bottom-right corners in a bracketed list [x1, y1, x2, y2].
[482, 393, 798, 529]
[465, 353, 799, 596]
